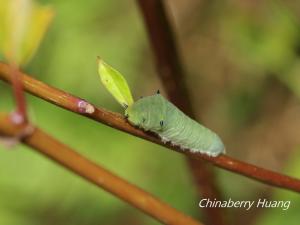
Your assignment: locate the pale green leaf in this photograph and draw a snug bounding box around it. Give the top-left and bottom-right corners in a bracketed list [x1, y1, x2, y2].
[0, 0, 54, 65]
[97, 58, 134, 107]
[20, 4, 54, 65]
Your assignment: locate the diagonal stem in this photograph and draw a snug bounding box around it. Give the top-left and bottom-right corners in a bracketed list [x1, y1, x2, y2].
[0, 62, 300, 193]
[10, 62, 28, 123]
[136, 1, 226, 224]
[0, 113, 203, 225]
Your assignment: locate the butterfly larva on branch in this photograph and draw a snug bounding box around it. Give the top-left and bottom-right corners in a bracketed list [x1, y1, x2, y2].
[125, 93, 225, 157]
[97, 59, 225, 157]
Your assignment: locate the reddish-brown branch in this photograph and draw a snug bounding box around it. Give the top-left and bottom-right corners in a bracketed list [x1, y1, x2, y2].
[136, 1, 226, 224]
[0, 62, 300, 193]
[136, 0, 193, 114]
[10, 62, 28, 123]
[0, 113, 203, 225]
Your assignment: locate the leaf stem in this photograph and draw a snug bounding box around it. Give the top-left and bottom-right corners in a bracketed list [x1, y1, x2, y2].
[10, 62, 27, 123]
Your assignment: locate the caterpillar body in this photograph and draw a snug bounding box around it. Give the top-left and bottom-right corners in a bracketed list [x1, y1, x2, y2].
[125, 93, 225, 157]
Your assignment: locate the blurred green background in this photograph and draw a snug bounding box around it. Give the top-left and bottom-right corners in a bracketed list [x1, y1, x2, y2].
[1, 0, 300, 225]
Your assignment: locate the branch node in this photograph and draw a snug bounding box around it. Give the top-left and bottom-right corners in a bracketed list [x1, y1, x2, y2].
[10, 111, 25, 125]
[0, 123, 35, 149]
[77, 100, 95, 114]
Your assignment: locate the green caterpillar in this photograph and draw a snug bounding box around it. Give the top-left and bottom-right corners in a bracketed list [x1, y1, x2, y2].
[98, 59, 225, 157]
[125, 93, 225, 156]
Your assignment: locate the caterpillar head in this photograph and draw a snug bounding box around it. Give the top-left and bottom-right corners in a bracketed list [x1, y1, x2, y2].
[125, 94, 166, 132]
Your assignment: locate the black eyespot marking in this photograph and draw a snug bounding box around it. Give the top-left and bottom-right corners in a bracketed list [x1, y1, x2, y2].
[123, 104, 128, 109]
[142, 117, 146, 123]
[160, 120, 164, 127]
[156, 89, 160, 94]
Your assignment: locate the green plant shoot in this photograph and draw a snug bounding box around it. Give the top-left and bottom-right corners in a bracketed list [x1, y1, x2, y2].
[97, 59, 225, 156]
[97, 58, 134, 108]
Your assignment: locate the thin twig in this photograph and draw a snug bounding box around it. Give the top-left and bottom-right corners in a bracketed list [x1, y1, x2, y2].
[0, 113, 203, 225]
[10, 62, 27, 123]
[136, 1, 226, 224]
[0, 62, 300, 193]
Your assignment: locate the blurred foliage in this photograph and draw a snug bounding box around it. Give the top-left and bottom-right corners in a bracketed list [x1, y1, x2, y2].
[0, 0, 54, 65]
[221, 0, 300, 100]
[1, 0, 300, 225]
